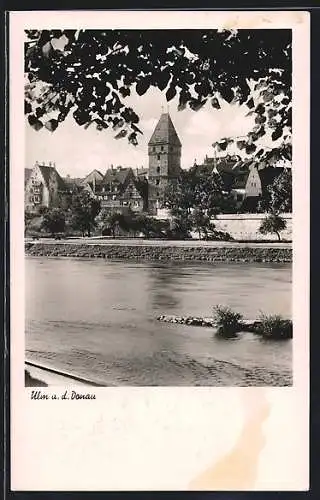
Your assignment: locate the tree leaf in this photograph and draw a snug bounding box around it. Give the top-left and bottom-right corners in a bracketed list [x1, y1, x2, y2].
[256, 148, 265, 157]
[45, 119, 59, 132]
[217, 140, 228, 152]
[189, 98, 206, 111]
[157, 70, 171, 91]
[166, 84, 177, 102]
[178, 101, 187, 111]
[236, 140, 246, 150]
[220, 86, 234, 103]
[271, 127, 283, 141]
[27, 114, 37, 126]
[211, 97, 221, 109]
[255, 103, 265, 114]
[35, 106, 45, 118]
[136, 77, 151, 96]
[128, 131, 138, 146]
[132, 123, 143, 134]
[24, 100, 32, 114]
[84, 121, 94, 130]
[114, 129, 128, 139]
[246, 98, 255, 109]
[119, 86, 131, 98]
[255, 115, 267, 125]
[42, 40, 53, 57]
[245, 143, 257, 154]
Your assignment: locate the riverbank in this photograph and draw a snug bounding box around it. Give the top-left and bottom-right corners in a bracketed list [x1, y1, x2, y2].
[25, 361, 102, 387]
[25, 241, 292, 263]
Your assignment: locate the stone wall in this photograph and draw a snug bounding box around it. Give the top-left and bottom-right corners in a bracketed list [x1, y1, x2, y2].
[213, 213, 292, 241]
[25, 242, 292, 263]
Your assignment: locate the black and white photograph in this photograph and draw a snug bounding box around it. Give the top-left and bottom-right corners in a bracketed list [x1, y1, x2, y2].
[23, 26, 294, 388]
[9, 10, 310, 492]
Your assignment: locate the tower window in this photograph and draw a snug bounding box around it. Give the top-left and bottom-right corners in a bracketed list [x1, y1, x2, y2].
[156, 191, 160, 197]
[156, 179, 160, 185]
[161, 146, 164, 151]
[157, 154, 160, 161]
[156, 166, 160, 173]
[153, 147, 155, 152]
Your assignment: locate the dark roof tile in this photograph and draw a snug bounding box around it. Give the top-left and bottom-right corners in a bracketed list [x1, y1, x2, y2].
[148, 113, 181, 146]
[103, 167, 133, 185]
[38, 165, 66, 190]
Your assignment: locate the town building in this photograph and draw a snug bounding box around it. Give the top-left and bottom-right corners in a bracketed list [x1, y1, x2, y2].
[80, 169, 105, 196]
[148, 113, 182, 214]
[25, 162, 67, 213]
[25, 111, 290, 219]
[95, 166, 148, 213]
[198, 154, 287, 211]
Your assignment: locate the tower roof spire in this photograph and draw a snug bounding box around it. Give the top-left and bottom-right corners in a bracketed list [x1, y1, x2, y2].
[148, 113, 181, 147]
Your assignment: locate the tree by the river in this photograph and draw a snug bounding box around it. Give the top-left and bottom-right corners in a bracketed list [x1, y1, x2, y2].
[259, 213, 287, 241]
[267, 168, 292, 213]
[25, 29, 291, 164]
[41, 208, 66, 236]
[164, 165, 237, 217]
[71, 191, 101, 237]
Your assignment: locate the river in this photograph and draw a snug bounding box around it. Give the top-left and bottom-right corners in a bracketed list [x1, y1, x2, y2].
[25, 257, 292, 386]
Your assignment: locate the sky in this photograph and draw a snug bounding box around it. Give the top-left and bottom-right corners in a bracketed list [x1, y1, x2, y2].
[25, 86, 257, 178]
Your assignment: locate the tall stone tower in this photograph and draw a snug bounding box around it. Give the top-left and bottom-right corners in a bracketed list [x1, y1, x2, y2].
[148, 113, 182, 214]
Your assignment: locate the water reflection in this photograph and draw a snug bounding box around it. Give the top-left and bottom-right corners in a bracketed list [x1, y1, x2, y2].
[147, 264, 183, 310]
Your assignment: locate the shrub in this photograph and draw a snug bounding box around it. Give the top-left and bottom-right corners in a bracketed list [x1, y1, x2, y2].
[256, 313, 292, 339]
[204, 229, 234, 241]
[212, 305, 243, 337]
[259, 213, 287, 241]
[41, 208, 66, 236]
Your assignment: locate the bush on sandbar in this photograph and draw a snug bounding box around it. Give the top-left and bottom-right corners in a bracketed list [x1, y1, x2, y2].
[212, 305, 243, 337]
[256, 313, 292, 339]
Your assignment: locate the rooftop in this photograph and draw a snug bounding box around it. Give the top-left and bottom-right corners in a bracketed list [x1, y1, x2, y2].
[148, 113, 181, 147]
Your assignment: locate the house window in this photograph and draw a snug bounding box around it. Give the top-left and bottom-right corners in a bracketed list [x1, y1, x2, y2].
[156, 179, 160, 185]
[157, 154, 160, 161]
[156, 191, 160, 197]
[34, 195, 40, 204]
[161, 146, 164, 151]
[156, 166, 160, 174]
[153, 147, 155, 152]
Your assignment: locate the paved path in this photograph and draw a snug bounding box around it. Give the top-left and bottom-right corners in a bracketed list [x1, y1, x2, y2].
[26, 237, 292, 249]
[25, 361, 101, 387]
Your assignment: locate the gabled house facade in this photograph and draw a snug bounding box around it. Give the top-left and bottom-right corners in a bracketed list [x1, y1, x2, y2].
[25, 162, 67, 213]
[80, 169, 105, 197]
[196, 154, 287, 212]
[97, 166, 148, 213]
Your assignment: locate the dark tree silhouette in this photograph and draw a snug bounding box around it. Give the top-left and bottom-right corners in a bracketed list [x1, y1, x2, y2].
[71, 191, 101, 237]
[164, 166, 236, 217]
[25, 29, 291, 161]
[41, 208, 66, 236]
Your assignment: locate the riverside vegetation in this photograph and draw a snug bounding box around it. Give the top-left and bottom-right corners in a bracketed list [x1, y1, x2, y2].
[157, 305, 292, 340]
